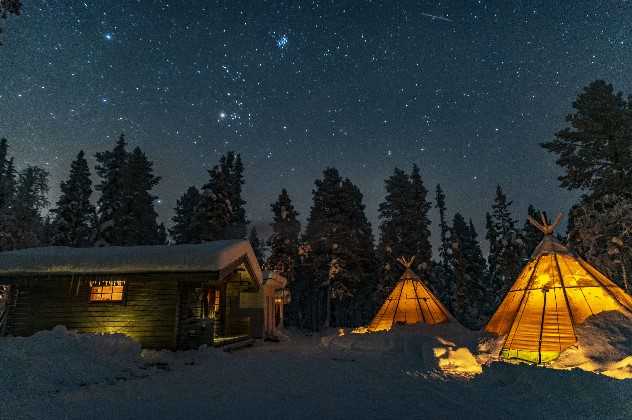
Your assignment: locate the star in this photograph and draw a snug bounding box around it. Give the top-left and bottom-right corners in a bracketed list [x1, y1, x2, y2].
[276, 34, 288, 49]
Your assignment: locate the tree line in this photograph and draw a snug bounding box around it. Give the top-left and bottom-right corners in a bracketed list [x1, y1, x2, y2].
[0, 79, 630, 330]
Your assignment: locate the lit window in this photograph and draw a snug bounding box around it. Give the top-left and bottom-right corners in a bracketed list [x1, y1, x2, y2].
[90, 280, 125, 302]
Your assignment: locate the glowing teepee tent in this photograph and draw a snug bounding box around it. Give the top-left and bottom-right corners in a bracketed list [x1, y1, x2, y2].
[368, 257, 451, 331]
[485, 213, 632, 363]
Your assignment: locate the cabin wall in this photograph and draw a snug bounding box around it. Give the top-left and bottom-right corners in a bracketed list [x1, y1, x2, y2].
[4, 273, 209, 349]
[2, 268, 267, 348]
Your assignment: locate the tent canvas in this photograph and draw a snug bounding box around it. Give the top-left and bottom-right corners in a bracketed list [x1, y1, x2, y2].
[368, 257, 451, 331]
[485, 213, 632, 363]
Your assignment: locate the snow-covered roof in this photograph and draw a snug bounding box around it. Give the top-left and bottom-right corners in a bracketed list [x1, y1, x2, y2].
[0, 240, 262, 283]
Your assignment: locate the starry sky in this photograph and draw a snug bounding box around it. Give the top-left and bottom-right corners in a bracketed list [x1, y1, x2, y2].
[2, 0, 631, 248]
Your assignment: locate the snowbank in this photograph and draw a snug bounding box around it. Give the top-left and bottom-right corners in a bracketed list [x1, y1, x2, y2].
[0, 326, 145, 398]
[2, 325, 632, 419]
[551, 311, 632, 379]
[326, 322, 482, 377]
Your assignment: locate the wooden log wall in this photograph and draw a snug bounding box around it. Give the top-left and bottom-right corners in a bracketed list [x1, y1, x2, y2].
[4, 273, 215, 349]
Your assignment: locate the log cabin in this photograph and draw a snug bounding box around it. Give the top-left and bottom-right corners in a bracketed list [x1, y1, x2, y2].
[0, 240, 288, 349]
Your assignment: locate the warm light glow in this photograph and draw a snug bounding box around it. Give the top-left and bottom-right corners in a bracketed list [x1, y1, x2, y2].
[368, 269, 450, 332]
[90, 280, 125, 302]
[485, 250, 632, 363]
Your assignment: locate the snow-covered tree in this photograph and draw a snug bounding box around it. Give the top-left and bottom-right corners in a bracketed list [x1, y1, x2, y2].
[170, 186, 203, 244]
[50, 150, 96, 247]
[568, 195, 632, 291]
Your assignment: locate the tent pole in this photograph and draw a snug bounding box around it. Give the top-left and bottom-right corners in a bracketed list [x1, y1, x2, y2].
[553, 254, 578, 341]
[538, 289, 548, 365]
[411, 280, 427, 323]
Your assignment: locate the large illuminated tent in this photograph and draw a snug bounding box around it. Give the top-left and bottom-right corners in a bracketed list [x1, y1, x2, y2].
[368, 257, 451, 331]
[485, 213, 632, 363]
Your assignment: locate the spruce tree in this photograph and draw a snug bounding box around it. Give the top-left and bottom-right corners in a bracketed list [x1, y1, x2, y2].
[119, 147, 165, 245]
[303, 168, 376, 329]
[0, 139, 17, 251]
[450, 213, 487, 329]
[267, 189, 301, 274]
[431, 184, 455, 311]
[199, 151, 248, 241]
[485, 185, 524, 309]
[377, 165, 432, 302]
[13, 166, 49, 249]
[51, 150, 96, 247]
[249, 226, 265, 266]
[435, 184, 450, 268]
[95, 134, 129, 245]
[267, 189, 302, 326]
[170, 186, 203, 244]
[541, 80, 632, 198]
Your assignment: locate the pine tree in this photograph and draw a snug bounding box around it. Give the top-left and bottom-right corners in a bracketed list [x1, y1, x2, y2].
[51, 150, 96, 247]
[170, 186, 203, 244]
[377, 165, 432, 304]
[95, 134, 129, 245]
[450, 213, 487, 329]
[119, 147, 164, 245]
[249, 226, 265, 266]
[199, 151, 248, 241]
[541, 80, 632, 198]
[13, 166, 49, 249]
[303, 168, 376, 329]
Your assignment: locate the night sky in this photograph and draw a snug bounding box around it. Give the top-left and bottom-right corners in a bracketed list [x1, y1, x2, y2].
[2, 1, 630, 248]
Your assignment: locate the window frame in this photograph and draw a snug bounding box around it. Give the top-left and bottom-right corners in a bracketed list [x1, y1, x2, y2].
[88, 279, 127, 304]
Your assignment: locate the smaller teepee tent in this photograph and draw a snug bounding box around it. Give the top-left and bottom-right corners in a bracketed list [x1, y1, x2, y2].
[485, 213, 632, 363]
[368, 257, 451, 331]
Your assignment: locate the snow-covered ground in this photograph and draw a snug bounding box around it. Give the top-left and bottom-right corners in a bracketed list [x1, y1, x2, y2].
[2, 322, 632, 420]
